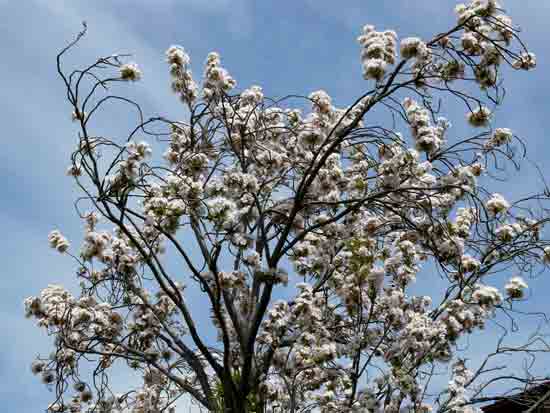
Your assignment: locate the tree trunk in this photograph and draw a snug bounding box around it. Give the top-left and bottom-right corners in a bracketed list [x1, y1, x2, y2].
[221, 377, 248, 413]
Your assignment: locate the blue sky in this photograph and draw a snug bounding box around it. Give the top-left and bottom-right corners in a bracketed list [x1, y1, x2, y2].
[1, 1, 550, 411]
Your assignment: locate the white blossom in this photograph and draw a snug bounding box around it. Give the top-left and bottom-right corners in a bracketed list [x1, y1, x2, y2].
[358, 25, 397, 81]
[48, 230, 70, 253]
[513, 52, 537, 70]
[400, 37, 428, 59]
[467, 106, 492, 127]
[486, 193, 510, 216]
[505, 276, 528, 299]
[119, 62, 142, 81]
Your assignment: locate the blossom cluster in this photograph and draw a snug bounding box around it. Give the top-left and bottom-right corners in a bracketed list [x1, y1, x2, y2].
[166, 45, 198, 104]
[202, 52, 236, 101]
[504, 275, 528, 299]
[48, 230, 70, 253]
[357, 25, 397, 81]
[403, 97, 446, 154]
[119, 62, 142, 81]
[26, 1, 546, 411]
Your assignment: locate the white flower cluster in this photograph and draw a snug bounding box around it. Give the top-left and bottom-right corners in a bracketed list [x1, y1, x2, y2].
[467, 106, 492, 128]
[166, 45, 198, 104]
[202, 52, 236, 101]
[471, 283, 502, 308]
[403, 97, 446, 154]
[544, 246, 550, 264]
[446, 360, 476, 413]
[456, 1, 502, 25]
[495, 222, 525, 242]
[119, 62, 142, 81]
[111, 140, 152, 184]
[205, 196, 238, 228]
[126, 140, 152, 162]
[66, 162, 82, 177]
[485, 193, 510, 216]
[442, 297, 489, 341]
[454, 208, 478, 237]
[25, 284, 72, 324]
[48, 230, 70, 253]
[402, 36, 432, 82]
[453, 0, 535, 91]
[24, 285, 125, 396]
[357, 25, 397, 81]
[485, 127, 513, 148]
[80, 230, 111, 261]
[162, 124, 191, 165]
[505, 275, 528, 299]
[400, 37, 428, 59]
[461, 254, 481, 273]
[513, 52, 537, 70]
[395, 312, 448, 361]
[309, 90, 333, 114]
[438, 236, 466, 263]
[258, 300, 290, 347]
[240, 85, 264, 106]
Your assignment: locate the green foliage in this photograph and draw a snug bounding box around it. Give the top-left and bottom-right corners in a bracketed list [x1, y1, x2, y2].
[212, 370, 262, 413]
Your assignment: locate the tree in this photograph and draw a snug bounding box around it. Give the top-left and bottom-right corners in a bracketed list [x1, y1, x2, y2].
[24, 1, 550, 412]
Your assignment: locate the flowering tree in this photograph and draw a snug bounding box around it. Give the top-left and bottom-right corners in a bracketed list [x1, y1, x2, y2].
[25, 1, 550, 412]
